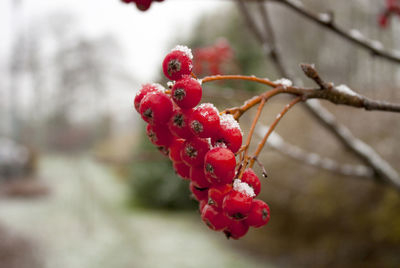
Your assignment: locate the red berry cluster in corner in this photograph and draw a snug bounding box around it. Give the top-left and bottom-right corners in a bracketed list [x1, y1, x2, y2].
[378, 0, 400, 28]
[193, 39, 234, 76]
[121, 0, 164, 11]
[134, 45, 270, 239]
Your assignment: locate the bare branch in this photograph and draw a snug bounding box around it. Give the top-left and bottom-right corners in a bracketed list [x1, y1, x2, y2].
[235, 0, 400, 190]
[276, 0, 400, 64]
[257, 125, 374, 178]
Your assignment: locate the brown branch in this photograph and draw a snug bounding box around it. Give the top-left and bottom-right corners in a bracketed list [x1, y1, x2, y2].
[236, 0, 400, 190]
[274, 0, 400, 64]
[258, 125, 374, 178]
[249, 97, 302, 168]
[202, 73, 400, 113]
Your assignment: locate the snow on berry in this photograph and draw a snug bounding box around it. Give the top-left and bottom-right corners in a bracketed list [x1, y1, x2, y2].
[241, 169, 261, 196]
[233, 179, 255, 198]
[222, 189, 253, 220]
[134, 83, 164, 113]
[172, 45, 193, 60]
[189, 103, 220, 138]
[163, 46, 193, 81]
[212, 114, 242, 153]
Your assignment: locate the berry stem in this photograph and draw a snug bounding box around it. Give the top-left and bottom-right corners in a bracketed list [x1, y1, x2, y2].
[249, 97, 302, 168]
[202, 74, 278, 88]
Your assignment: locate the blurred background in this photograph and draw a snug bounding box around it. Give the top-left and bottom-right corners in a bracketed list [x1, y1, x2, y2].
[0, 0, 399, 267]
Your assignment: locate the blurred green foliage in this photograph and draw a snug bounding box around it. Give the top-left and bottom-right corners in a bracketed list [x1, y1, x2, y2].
[128, 125, 196, 210]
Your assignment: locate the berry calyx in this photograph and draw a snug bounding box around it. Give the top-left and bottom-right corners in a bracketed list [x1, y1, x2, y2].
[190, 166, 211, 189]
[181, 137, 210, 167]
[163, 46, 193, 81]
[212, 114, 242, 154]
[134, 83, 164, 113]
[224, 220, 249, 240]
[139, 91, 173, 125]
[146, 123, 173, 147]
[201, 204, 231, 231]
[189, 182, 208, 201]
[171, 76, 202, 109]
[208, 184, 232, 208]
[222, 186, 253, 220]
[204, 147, 236, 185]
[245, 199, 270, 228]
[241, 168, 261, 197]
[189, 103, 220, 138]
[168, 107, 194, 139]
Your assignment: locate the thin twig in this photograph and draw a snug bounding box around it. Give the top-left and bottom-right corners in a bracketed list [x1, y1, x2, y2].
[249, 97, 302, 168]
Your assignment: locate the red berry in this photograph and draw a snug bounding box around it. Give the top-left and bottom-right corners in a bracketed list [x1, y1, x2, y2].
[168, 138, 185, 162]
[189, 103, 220, 138]
[199, 199, 208, 213]
[173, 161, 190, 180]
[189, 182, 208, 201]
[146, 124, 173, 147]
[171, 76, 202, 109]
[241, 168, 261, 197]
[212, 114, 242, 153]
[190, 166, 211, 188]
[224, 220, 249, 240]
[245, 199, 270, 228]
[157, 145, 169, 157]
[121, 0, 134, 3]
[222, 189, 253, 220]
[163, 46, 193, 81]
[204, 147, 236, 185]
[181, 137, 210, 167]
[134, 83, 163, 113]
[139, 91, 173, 125]
[201, 204, 231, 231]
[168, 107, 194, 139]
[208, 184, 232, 208]
[135, 0, 152, 11]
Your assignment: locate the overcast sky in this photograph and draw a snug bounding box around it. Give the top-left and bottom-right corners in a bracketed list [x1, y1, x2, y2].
[0, 0, 228, 82]
[0, 0, 231, 131]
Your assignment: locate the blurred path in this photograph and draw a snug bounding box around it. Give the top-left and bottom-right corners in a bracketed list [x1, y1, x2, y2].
[0, 155, 272, 268]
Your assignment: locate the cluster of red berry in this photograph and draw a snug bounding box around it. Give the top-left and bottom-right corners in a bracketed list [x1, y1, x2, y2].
[134, 45, 270, 239]
[379, 0, 400, 28]
[193, 39, 234, 75]
[121, 0, 164, 11]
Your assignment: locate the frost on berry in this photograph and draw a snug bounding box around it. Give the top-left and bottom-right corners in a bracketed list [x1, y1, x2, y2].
[189, 103, 220, 138]
[134, 83, 164, 113]
[139, 91, 173, 124]
[212, 114, 242, 153]
[233, 179, 255, 197]
[172, 45, 193, 60]
[163, 46, 193, 81]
